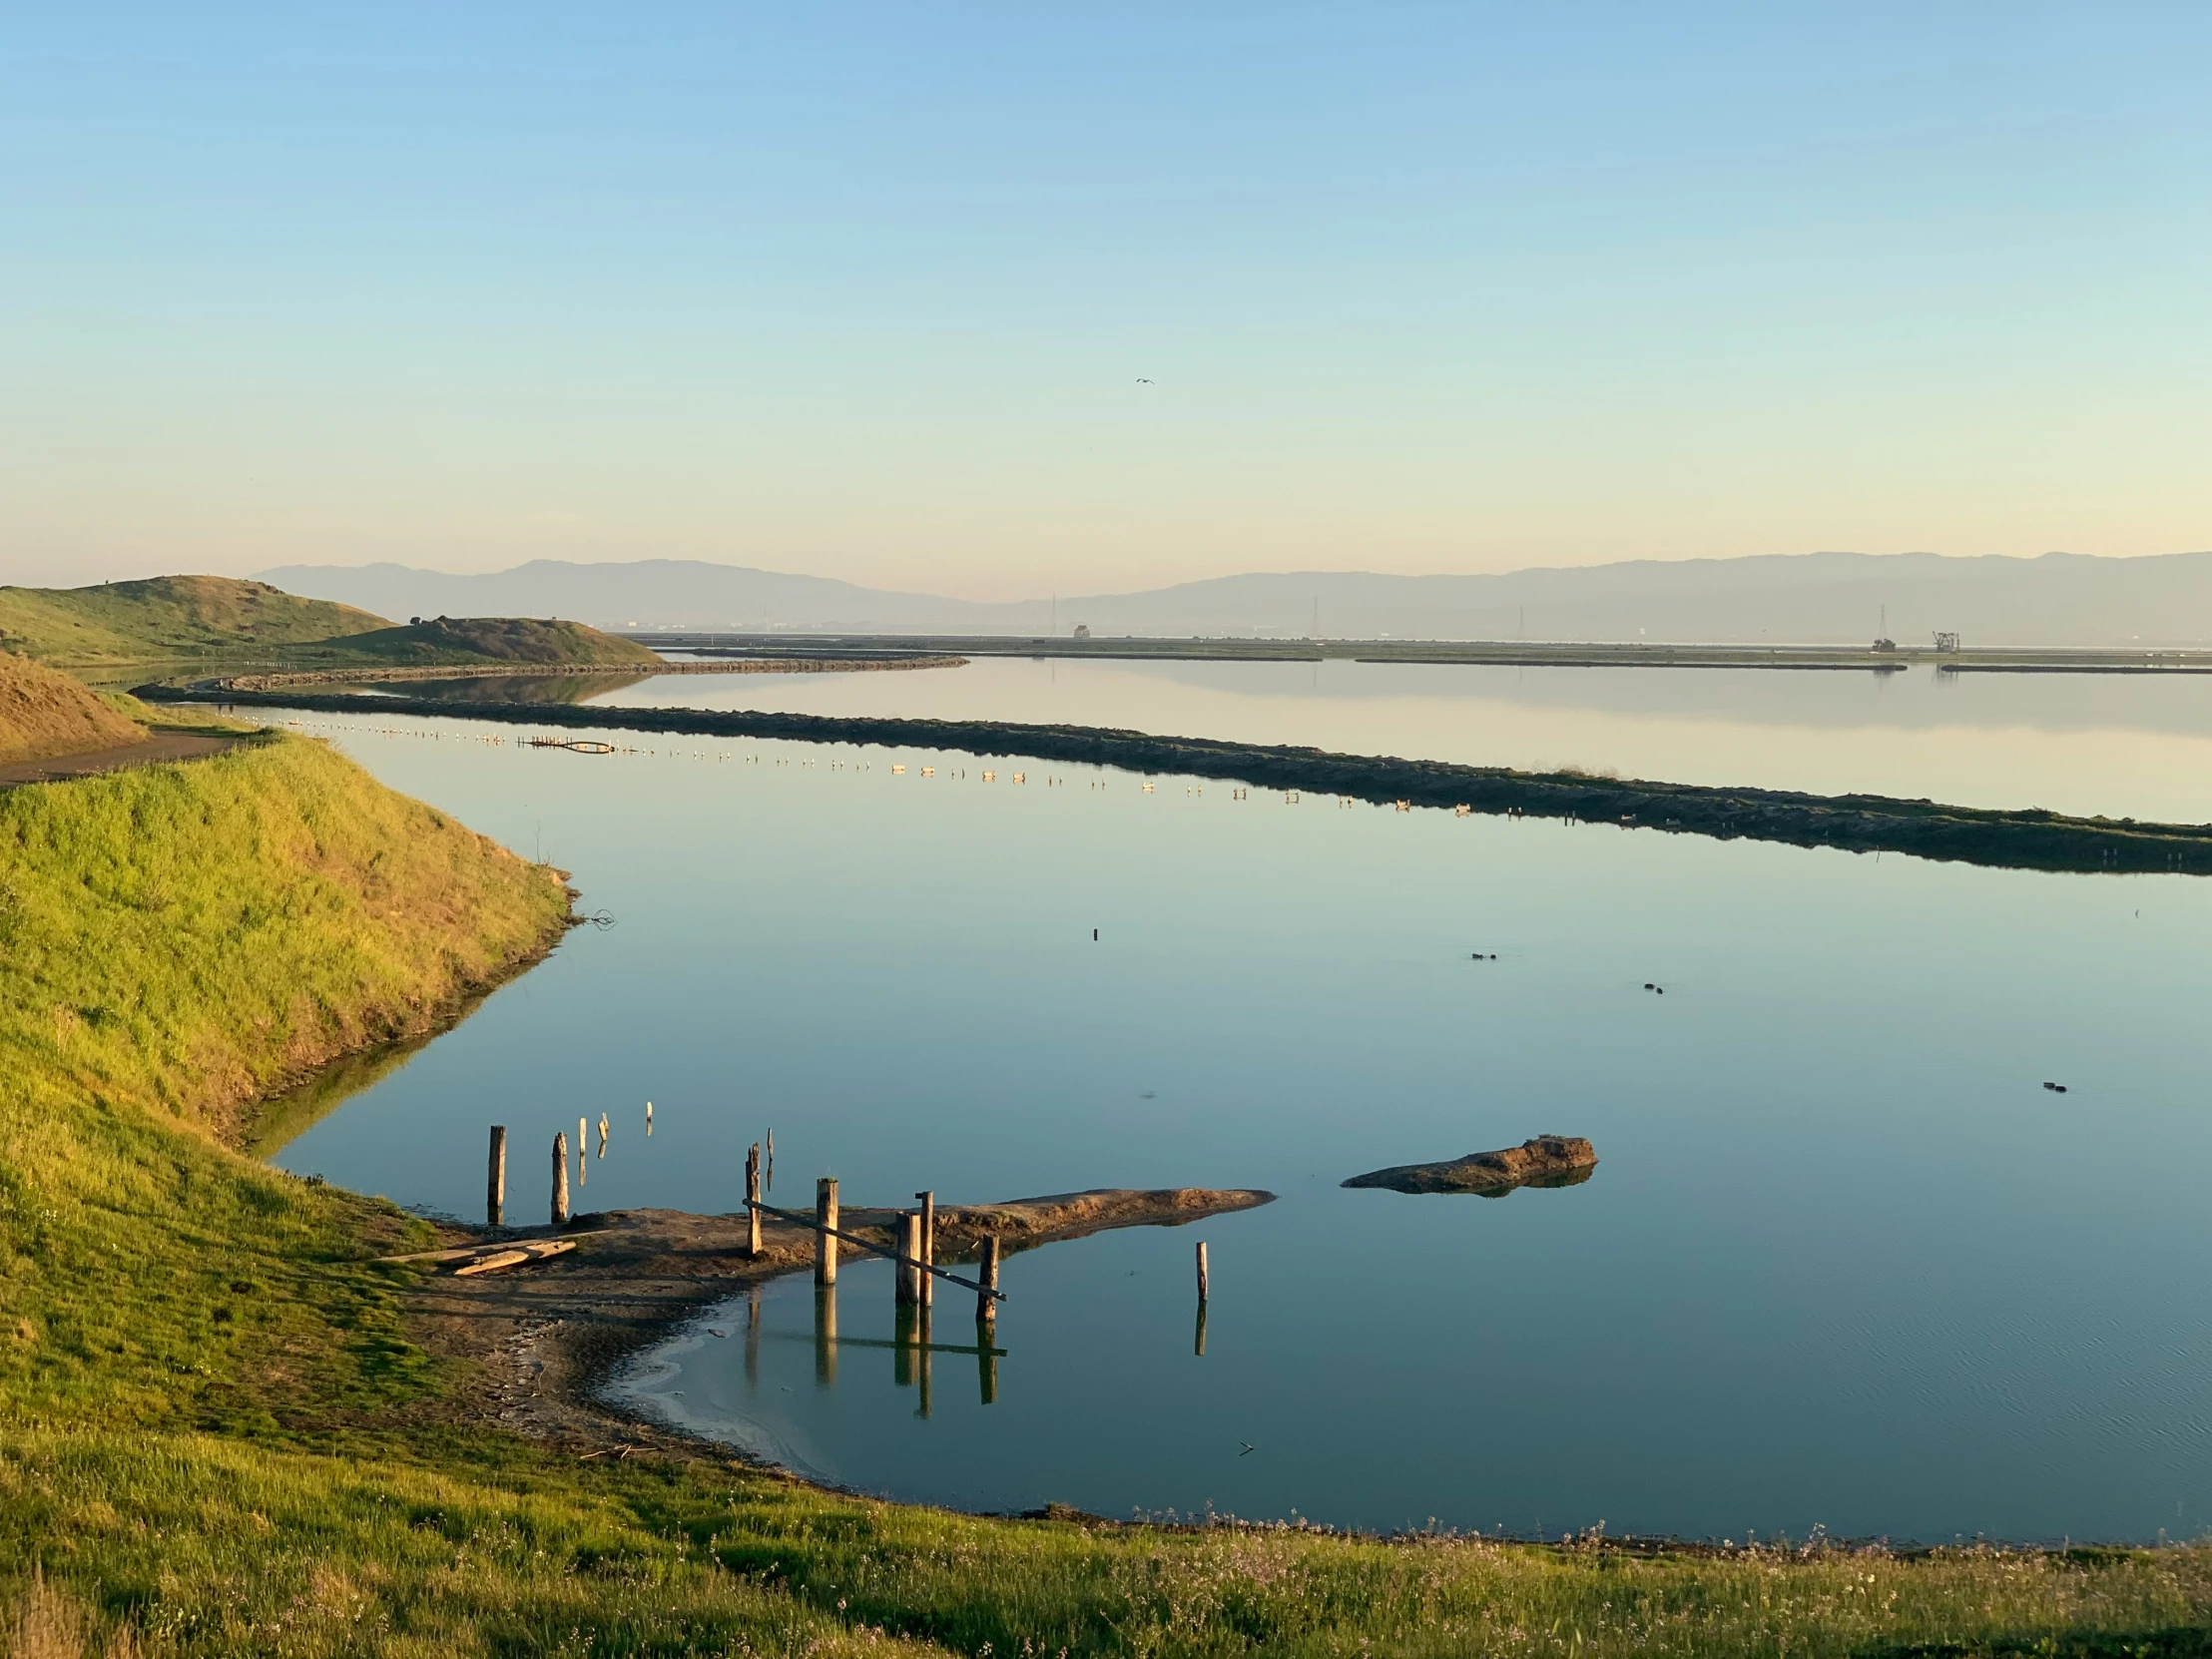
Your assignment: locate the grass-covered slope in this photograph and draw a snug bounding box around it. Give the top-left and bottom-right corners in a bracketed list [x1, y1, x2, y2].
[3, 736, 2210, 1655]
[0, 576, 391, 665]
[318, 614, 664, 667]
[0, 653, 145, 765]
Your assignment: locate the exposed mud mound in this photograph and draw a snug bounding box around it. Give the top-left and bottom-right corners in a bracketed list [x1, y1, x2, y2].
[1344, 1135, 1597, 1195]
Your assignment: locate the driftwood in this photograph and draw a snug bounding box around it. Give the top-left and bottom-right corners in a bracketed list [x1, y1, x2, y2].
[1344, 1135, 1597, 1195]
[377, 1235, 592, 1269]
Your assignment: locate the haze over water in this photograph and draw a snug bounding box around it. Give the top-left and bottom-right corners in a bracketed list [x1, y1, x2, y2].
[598, 656, 2212, 825]
[264, 668, 2212, 1542]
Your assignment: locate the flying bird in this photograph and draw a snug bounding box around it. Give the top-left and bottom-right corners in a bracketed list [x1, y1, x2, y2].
[1136, 377, 1153, 383]
[1239, 1442, 1257, 1456]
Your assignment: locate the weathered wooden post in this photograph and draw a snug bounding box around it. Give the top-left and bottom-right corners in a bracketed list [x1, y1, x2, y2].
[645, 1099, 653, 1136]
[487, 1125, 507, 1228]
[765, 1128, 774, 1191]
[598, 1113, 608, 1157]
[914, 1191, 935, 1308]
[552, 1132, 570, 1226]
[895, 1212, 921, 1306]
[1196, 1241, 1210, 1303]
[576, 1117, 587, 1187]
[746, 1143, 763, 1256]
[976, 1236, 1000, 1328]
[977, 1236, 1000, 1405]
[815, 1177, 838, 1286]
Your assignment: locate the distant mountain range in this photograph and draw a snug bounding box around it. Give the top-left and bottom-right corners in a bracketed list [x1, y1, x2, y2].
[255, 550, 2212, 648]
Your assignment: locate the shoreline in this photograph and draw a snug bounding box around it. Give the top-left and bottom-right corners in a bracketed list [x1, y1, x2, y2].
[149, 684, 2212, 875]
[395, 1189, 1273, 1472]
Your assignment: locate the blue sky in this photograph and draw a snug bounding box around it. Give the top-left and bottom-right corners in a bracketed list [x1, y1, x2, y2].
[3, 4, 2207, 596]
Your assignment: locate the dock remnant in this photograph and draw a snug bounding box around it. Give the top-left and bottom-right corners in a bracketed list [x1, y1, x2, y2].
[552, 1132, 570, 1225]
[915, 1190, 935, 1307]
[1344, 1135, 1597, 1196]
[896, 1212, 922, 1306]
[816, 1177, 839, 1286]
[487, 1124, 506, 1228]
[746, 1143, 763, 1256]
[1196, 1240, 1210, 1302]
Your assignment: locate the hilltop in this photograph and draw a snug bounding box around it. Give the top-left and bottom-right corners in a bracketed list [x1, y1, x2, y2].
[0, 652, 146, 765]
[320, 614, 663, 667]
[0, 575, 390, 664]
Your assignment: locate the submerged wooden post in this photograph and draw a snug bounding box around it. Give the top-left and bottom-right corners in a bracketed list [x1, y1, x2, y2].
[486, 1125, 507, 1228]
[746, 1143, 763, 1256]
[915, 1191, 935, 1308]
[976, 1236, 1000, 1327]
[893, 1301, 916, 1386]
[1194, 1303, 1208, 1359]
[814, 1284, 837, 1384]
[895, 1212, 921, 1306]
[815, 1177, 838, 1286]
[552, 1132, 570, 1226]
[1196, 1241, 1209, 1303]
[916, 1303, 933, 1419]
[744, 1287, 761, 1387]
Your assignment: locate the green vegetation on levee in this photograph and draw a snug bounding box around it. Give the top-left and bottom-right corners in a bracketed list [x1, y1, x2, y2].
[3, 737, 2210, 1655]
[0, 574, 663, 677]
[309, 614, 663, 669]
[0, 577, 389, 667]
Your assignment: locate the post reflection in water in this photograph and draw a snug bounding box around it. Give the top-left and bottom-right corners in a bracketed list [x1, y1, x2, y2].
[1194, 1303, 1208, 1359]
[814, 1285, 837, 1386]
[917, 1306, 933, 1420]
[744, 1288, 761, 1387]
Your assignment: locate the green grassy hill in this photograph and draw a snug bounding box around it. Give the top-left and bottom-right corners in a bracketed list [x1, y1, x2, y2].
[3, 737, 2209, 1654]
[318, 614, 664, 667]
[0, 576, 392, 665]
[0, 652, 146, 765]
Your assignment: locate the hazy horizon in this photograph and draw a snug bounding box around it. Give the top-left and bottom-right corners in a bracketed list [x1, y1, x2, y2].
[6, 5, 2209, 595]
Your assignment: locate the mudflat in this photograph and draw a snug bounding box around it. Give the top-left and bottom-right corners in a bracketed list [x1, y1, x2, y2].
[400, 1187, 1273, 1451]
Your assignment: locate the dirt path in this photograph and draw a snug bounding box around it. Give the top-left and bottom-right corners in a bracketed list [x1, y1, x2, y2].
[399, 1188, 1273, 1455]
[0, 730, 244, 787]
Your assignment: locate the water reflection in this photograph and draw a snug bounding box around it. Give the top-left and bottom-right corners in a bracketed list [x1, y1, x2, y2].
[267, 711, 2212, 1540]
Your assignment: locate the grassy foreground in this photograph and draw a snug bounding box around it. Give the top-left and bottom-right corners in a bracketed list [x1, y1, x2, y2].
[3, 740, 2210, 1656]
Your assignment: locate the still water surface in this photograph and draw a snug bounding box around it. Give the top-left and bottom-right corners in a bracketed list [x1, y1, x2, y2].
[264, 698, 2212, 1543]
[591, 654, 2212, 824]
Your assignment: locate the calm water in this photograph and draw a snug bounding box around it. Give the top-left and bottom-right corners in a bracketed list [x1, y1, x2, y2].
[587, 654, 2212, 825]
[263, 697, 2212, 1543]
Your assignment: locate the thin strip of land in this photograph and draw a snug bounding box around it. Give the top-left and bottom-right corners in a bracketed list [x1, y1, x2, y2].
[212, 655, 962, 690]
[144, 683, 2212, 875]
[635, 631, 2212, 673]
